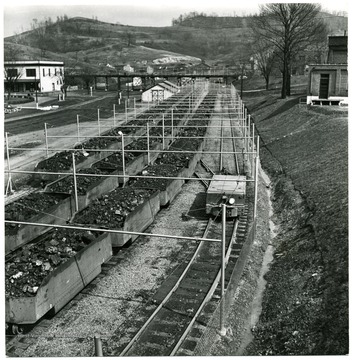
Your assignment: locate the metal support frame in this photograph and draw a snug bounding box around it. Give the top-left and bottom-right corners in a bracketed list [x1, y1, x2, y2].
[44, 123, 49, 158]
[72, 153, 79, 212]
[147, 122, 150, 164]
[162, 114, 165, 149]
[220, 203, 226, 335]
[97, 109, 101, 136]
[94, 335, 103, 356]
[125, 100, 128, 123]
[5, 132, 13, 195]
[76, 115, 80, 143]
[119, 131, 126, 184]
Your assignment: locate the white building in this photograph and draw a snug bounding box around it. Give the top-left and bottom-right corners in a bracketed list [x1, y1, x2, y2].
[141, 81, 180, 102]
[4, 60, 65, 94]
[123, 64, 134, 73]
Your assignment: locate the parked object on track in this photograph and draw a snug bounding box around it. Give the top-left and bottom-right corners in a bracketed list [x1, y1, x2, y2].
[206, 175, 246, 218]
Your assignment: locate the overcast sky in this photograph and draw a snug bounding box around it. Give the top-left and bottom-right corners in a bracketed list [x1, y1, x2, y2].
[2, 0, 349, 38]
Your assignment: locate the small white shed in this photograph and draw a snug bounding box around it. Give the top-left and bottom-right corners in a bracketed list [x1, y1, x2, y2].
[141, 81, 179, 102]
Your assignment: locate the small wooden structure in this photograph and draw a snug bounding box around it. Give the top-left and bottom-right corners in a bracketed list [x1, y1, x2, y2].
[141, 81, 179, 102]
[307, 35, 348, 106]
[206, 175, 246, 218]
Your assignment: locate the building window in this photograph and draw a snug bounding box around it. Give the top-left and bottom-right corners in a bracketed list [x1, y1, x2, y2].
[54, 68, 57, 75]
[6, 68, 18, 77]
[48, 68, 51, 76]
[43, 68, 45, 76]
[26, 69, 36, 77]
[60, 68, 62, 76]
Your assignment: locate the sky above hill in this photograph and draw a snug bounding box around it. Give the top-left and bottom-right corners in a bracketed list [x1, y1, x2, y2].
[2, 0, 349, 37]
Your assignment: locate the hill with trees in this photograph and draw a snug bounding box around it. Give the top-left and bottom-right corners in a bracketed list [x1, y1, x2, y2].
[4, 11, 347, 74]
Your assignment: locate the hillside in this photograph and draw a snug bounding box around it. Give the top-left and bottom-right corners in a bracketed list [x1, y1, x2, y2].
[242, 94, 348, 354]
[4, 13, 348, 71]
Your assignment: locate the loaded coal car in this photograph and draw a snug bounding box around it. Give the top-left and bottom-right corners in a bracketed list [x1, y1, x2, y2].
[5, 229, 112, 334]
[206, 175, 246, 218]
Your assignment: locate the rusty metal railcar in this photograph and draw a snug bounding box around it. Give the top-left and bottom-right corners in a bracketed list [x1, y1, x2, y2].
[206, 175, 246, 218]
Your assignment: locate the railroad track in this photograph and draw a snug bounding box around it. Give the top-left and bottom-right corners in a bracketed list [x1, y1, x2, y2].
[115, 216, 240, 356]
[5, 85, 254, 357]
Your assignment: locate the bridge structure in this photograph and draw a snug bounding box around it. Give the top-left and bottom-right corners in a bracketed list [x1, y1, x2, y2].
[65, 71, 237, 92]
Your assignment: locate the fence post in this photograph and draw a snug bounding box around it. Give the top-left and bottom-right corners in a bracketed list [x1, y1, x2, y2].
[125, 100, 128, 123]
[134, 97, 137, 119]
[162, 114, 165, 149]
[247, 115, 251, 162]
[147, 122, 150, 164]
[254, 136, 260, 225]
[77, 115, 80, 143]
[119, 131, 125, 186]
[220, 113, 223, 172]
[97, 109, 101, 136]
[113, 104, 116, 127]
[5, 132, 13, 195]
[171, 108, 174, 141]
[72, 153, 79, 212]
[94, 335, 103, 357]
[252, 123, 255, 178]
[220, 203, 227, 335]
[44, 123, 49, 158]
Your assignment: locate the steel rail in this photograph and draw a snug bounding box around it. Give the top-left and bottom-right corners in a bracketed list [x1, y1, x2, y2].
[200, 159, 215, 175]
[119, 218, 213, 356]
[170, 218, 239, 356]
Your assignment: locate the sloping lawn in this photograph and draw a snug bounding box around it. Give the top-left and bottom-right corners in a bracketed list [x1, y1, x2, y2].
[244, 95, 348, 355]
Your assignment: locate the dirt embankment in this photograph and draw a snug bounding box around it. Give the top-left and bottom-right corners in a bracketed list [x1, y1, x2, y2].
[242, 95, 348, 355]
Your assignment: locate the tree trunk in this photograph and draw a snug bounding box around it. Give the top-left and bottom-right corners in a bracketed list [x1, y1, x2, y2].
[265, 75, 270, 90]
[281, 65, 287, 99]
[286, 66, 291, 97]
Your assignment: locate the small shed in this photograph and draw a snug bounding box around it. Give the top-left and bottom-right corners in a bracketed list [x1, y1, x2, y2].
[306, 35, 348, 106]
[141, 81, 179, 102]
[307, 64, 348, 105]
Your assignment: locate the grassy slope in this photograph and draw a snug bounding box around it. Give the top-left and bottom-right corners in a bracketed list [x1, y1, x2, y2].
[243, 93, 348, 354]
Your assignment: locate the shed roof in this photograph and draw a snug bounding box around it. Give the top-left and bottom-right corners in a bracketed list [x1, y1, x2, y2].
[328, 36, 348, 48]
[143, 81, 179, 93]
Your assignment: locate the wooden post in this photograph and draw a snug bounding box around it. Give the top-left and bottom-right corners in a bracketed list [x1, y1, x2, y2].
[113, 104, 116, 126]
[77, 115, 80, 143]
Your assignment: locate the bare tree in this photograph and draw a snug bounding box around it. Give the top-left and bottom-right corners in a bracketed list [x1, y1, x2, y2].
[31, 18, 50, 59]
[251, 3, 327, 98]
[251, 37, 276, 90]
